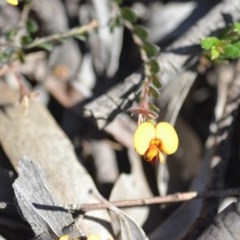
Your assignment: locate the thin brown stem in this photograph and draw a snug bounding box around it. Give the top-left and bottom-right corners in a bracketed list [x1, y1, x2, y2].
[0, 188, 239, 213]
[65, 188, 240, 213]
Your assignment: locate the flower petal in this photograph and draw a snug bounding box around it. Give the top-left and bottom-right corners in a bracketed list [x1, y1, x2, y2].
[155, 122, 179, 154]
[134, 122, 155, 155]
[144, 145, 158, 161]
[6, 0, 18, 5]
[158, 151, 165, 163]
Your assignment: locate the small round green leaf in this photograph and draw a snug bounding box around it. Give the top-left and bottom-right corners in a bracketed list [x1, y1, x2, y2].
[121, 7, 137, 23]
[112, 0, 123, 4]
[201, 37, 219, 50]
[151, 74, 162, 88]
[21, 35, 32, 45]
[149, 86, 160, 98]
[148, 59, 160, 74]
[149, 102, 160, 114]
[233, 22, 240, 35]
[223, 44, 240, 59]
[143, 42, 160, 58]
[26, 18, 38, 34]
[134, 25, 148, 40]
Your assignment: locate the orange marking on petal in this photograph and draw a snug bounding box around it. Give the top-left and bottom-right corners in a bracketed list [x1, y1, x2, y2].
[144, 144, 158, 162]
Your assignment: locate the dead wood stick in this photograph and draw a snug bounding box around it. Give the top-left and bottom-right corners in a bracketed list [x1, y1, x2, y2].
[1, 188, 240, 212]
[67, 188, 240, 212]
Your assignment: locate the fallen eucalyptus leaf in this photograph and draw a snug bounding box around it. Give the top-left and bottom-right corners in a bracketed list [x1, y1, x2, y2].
[13, 157, 74, 239]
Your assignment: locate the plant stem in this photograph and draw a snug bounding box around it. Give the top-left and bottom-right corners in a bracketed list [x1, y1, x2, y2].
[65, 188, 240, 213]
[24, 20, 98, 49]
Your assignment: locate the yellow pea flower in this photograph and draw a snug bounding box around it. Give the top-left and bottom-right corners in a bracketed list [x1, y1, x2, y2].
[59, 235, 71, 240]
[6, 0, 19, 5]
[87, 234, 101, 240]
[134, 121, 178, 163]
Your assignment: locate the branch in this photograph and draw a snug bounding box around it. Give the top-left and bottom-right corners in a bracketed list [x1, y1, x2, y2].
[24, 20, 98, 49]
[84, 0, 240, 129]
[64, 188, 240, 213]
[1, 188, 240, 212]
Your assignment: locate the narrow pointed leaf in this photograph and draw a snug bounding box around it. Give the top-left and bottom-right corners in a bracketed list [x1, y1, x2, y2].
[38, 43, 54, 51]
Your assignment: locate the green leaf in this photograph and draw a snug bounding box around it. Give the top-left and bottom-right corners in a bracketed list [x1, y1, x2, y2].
[109, 16, 121, 32]
[151, 74, 161, 88]
[121, 7, 137, 23]
[149, 86, 160, 98]
[148, 59, 160, 74]
[26, 18, 38, 34]
[134, 25, 148, 40]
[21, 35, 32, 45]
[112, 0, 123, 4]
[37, 43, 54, 51]
[149, 102, 160, 114]
[74, 33, 88, 41]
[0, 51, 9, 61]
[143, 42, 160, 58]
[233, 22, 240, 35]
[6, 28, 18, 41]
[17, 50, 25, 63]
[223, 44, 240, 59]
[210, 46, 220, 60]
[201, 37, 219, 50]
[232, 42, 240, 49]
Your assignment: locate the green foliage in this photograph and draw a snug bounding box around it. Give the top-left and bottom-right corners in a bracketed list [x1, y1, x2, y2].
[134, 25, 149, 40]
[201, 22, 240, 61]
[143, 42, 160, 58]
[120, 7, 137, 23]
[149, 86, 160, 98]
[26, 18, 38, 34]
[200, 37, 218, 50]
[233, 22, 240, 35]
[21, 35, 32, 45]
[148, 59, 160, 74]
[109, 16, 121, 32]
[74, 32, 88, 41]
[37, 43, 54, 51]
[112, 0, 123, 4]
[16, 50, 25, 63]
[149, 102, 160, 114]
[6, 28, 18, 41]
[111, 0, 162, 106]
[151, 74, 162, 88]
